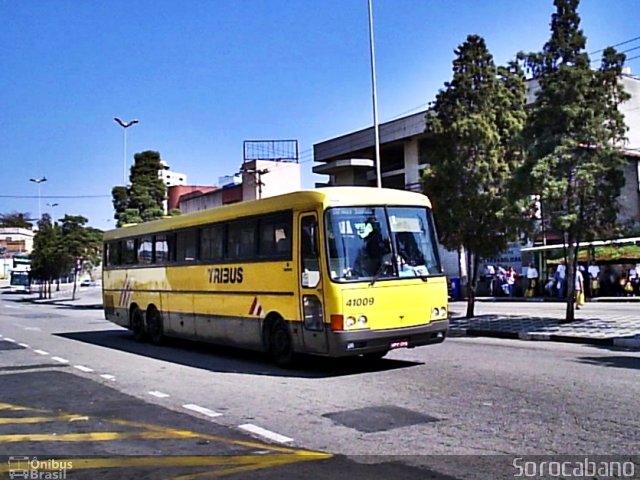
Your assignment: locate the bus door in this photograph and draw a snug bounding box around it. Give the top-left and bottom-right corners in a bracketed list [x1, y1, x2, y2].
[298, 213, 328, 354]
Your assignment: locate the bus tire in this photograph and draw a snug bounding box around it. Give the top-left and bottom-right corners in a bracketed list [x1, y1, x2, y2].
[131, 307, 147, 342]
[269, 320, 294, 367]
[147, 307, 164, 345]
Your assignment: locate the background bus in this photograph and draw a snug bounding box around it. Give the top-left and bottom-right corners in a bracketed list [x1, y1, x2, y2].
[9, 267, 30, 293]
[102, 187, 448, 365]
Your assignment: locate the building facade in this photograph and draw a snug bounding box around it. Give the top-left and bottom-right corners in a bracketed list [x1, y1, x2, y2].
[178, 159, 301, 214]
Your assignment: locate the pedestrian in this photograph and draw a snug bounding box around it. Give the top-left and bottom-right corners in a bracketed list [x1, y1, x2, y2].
[506, 266, 517, 297]
[629, 266, 639, 296]
[525, 263, 539, 297]
[555, 261, 567, 298]
[575, 267, 585, 310]
[588, 263, 600, 297]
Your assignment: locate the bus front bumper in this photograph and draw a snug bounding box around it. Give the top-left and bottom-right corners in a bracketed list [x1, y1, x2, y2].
[328, 319, 449, 357]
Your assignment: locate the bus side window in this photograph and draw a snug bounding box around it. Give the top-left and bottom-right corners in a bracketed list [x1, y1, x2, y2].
[123, 239, 137, 265]
[301, 216, 320, 288]
[176, 229, 198, 262]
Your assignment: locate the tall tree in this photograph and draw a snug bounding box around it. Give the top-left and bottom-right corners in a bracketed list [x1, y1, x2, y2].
[111, 150, 167, 227]
[30, 215, 69, 299]
[422, 34, 528, 317]
[0, 212, 34, 229]
[519, 0, 629, 322]
[60, 215, 103, 300]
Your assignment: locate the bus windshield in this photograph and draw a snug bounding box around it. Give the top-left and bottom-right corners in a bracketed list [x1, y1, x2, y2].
[10, 271, 30, 287]
[325, 206, 441, 282]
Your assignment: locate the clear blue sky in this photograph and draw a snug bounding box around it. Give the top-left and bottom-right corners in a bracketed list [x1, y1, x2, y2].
[1, 0, 638, 231]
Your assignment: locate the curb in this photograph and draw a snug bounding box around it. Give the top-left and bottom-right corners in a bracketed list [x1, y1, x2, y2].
[450, 327, 640, 349]
[457, 297, 640, 303]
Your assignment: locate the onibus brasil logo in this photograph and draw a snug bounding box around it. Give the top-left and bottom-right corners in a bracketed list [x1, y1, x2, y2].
[8, 457, 72, 479]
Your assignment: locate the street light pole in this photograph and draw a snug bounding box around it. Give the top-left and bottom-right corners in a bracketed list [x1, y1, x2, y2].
[114, 117, 139, 185]
[29, 177, 47, 219]
[46, 202, 59, 221]
[368, 0, 382, 188]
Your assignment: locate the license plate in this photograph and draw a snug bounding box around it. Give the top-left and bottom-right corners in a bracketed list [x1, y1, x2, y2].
[390, 340, 409, 349]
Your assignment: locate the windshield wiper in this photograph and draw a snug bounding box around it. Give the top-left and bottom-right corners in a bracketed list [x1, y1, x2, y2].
[369, 262, 389, 286]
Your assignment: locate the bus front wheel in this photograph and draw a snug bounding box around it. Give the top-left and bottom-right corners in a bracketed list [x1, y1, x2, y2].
[147, 308, 164, 345]
[131, 308, 146, 342]
[269, 321, 294, 367]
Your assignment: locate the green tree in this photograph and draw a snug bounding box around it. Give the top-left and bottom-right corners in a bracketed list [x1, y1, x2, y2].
[111, 150, 167, 227]
[421, 34, 528, 317]
[60, 215, 103, 300]
[0, 211, 34, 229]
[30, 215, 69, 299]
[519, 0, 629, 322]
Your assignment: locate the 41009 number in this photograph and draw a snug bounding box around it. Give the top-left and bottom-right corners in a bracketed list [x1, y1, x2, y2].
[346, 297, 375, 307]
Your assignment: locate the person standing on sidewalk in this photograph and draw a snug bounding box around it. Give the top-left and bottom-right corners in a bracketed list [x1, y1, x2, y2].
[525, 263, 539, 297]
[575, 267, 585, 310]
[555, 261, 567, 298]
[506, 266, 517, 297]
[588, 263, 600, 297]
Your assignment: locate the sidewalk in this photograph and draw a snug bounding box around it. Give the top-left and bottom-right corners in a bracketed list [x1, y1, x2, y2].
[472, 295, 640, 303]
[20, 286, 103, 309]
[449, 300, 640, 349]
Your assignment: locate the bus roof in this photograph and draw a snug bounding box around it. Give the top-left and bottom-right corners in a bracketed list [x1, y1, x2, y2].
[103, 187, 432, 240]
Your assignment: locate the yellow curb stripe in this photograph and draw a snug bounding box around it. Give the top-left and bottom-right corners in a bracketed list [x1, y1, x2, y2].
[0, 429, 203, 443]
[106, 417, 308, 454]
[167, 454, 333, 480]
[0, 415, 87, 425]
[0, 454, 333, 474]
[0, 403, 46, 413]
[0, 402, 329, 459]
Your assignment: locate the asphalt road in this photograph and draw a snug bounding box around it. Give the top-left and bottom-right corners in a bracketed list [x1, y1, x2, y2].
[0, 289, 638, 479]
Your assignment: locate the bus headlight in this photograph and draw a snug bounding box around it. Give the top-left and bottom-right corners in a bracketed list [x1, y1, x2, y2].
[431, 307, 448, 319]
[358, 315, 368, 326]
[345, 316, 356, 327]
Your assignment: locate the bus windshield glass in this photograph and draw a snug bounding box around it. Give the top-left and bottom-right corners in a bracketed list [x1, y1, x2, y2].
[10, 271, 30, 287]
[325, 206, 441, 282]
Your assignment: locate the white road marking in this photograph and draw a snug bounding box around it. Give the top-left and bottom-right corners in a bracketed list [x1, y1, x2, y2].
[23, 327, 41, 331]
[148, 391, 170, 398]
[18, 343, 30, 348]
[52, 357, 69, 364]
[238, 424, 294, 444]
[34, 349, 49, 355]
[182, 404, 223, 418]
[74, 365, 94, 373]
[100, 374, 116, 381]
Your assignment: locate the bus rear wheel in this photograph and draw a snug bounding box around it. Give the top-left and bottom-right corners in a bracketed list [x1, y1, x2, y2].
[269, 321, 294, 367]
[147, 308, 164, 345]
[131, 308, 146, 342]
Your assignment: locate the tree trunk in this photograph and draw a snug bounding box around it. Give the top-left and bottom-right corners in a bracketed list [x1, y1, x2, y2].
[465, 250, 480, 318]
[72, 266, 78, 301]
[563, 243, 577, 323]
[458, 245, 468, 298]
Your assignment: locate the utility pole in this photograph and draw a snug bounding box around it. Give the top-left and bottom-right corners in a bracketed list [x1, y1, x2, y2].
[368, 0, 382, 188]
[241, 167, 269, 199]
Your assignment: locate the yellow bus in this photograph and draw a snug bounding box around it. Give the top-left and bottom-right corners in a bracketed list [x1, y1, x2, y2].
[102, 187, 448, 365]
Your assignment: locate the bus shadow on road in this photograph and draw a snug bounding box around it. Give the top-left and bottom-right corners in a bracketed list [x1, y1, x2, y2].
[55, 329, 424, 378]
[575, 355, 640, 370]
